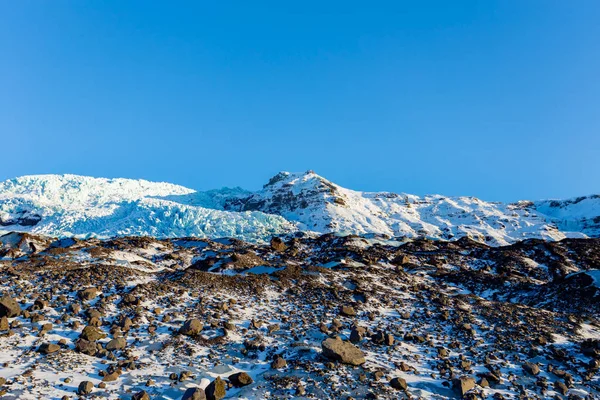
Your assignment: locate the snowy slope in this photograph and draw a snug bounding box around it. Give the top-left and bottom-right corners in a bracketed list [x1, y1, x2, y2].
[223, 171, 595, 245]
[0, 172, 598, 245]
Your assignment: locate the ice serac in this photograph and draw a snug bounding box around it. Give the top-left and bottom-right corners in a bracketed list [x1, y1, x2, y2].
[0, 174, 296, 242]
[534, 195, 600, 238]
[0, 172, 599, 245]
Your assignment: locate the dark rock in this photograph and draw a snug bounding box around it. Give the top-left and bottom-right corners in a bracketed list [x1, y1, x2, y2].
[229, 372, 253, 387]
[390, 377, 407, 390]
[75, 339, 97, 356]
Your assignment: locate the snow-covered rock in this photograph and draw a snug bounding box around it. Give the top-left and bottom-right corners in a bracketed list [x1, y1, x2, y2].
[0, 172, 598, 245]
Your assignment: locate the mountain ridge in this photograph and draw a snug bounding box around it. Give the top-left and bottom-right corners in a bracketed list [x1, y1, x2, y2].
[0, 171, 598, 245]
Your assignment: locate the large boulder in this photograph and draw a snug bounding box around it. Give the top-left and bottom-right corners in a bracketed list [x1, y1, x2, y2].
[321, 337, 366, 366]
[228, 372, 253, 388]
[0, 296, 21, 318]
[205, 376, 226, 400]
[75, 338, 97, 356]
[106, 337, 127, 351]
[180, 319, 203, 336]
[78, 381, 94, 395]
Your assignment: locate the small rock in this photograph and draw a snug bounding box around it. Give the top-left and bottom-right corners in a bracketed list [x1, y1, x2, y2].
[270, 237, 287, 252]
[0, 316, 8, 331]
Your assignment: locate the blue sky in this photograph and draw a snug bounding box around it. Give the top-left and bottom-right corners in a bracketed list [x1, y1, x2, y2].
[1, 1, 598, 201]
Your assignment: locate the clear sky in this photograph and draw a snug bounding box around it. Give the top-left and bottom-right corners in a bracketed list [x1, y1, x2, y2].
[1, 1, 598, 202]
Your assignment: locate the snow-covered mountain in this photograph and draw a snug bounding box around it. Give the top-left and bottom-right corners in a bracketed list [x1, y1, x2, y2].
[0, 171, 598, 245]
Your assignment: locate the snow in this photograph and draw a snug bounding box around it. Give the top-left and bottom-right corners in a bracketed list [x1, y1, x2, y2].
[0, 172, 598, 245]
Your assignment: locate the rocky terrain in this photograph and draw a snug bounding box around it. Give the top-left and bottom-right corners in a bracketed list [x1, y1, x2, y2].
[1, 172, 599, 245]
[0, 230, 599, 399]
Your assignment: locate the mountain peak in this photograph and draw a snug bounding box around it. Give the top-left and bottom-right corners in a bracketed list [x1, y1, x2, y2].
[263, 170, 327, 188]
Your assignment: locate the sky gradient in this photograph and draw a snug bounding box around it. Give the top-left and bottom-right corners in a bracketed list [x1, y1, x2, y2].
[1, 1, 598, 202]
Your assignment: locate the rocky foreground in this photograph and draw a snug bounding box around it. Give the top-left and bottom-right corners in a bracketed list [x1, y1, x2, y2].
[0, 231, 599, 399]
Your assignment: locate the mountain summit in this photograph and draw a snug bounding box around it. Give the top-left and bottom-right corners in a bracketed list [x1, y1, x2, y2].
[0, 172, 598, 245]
